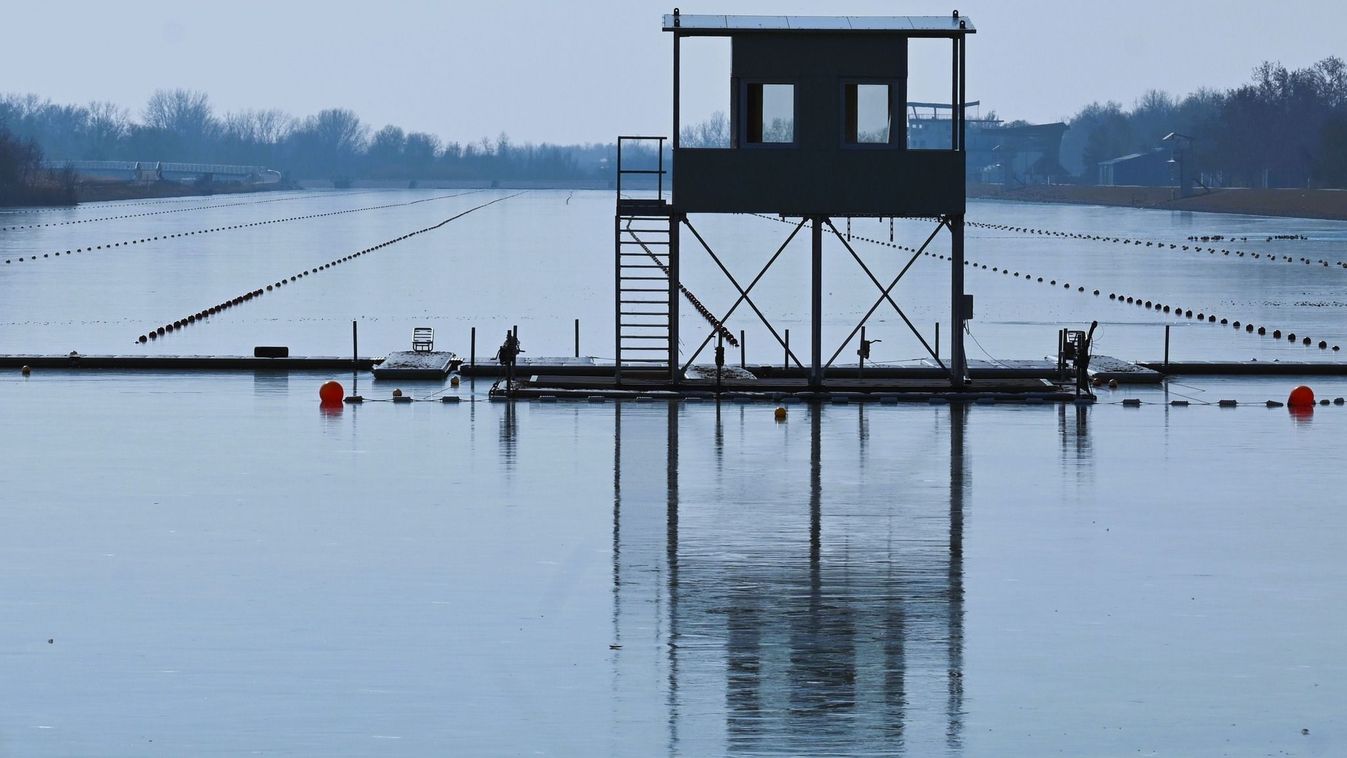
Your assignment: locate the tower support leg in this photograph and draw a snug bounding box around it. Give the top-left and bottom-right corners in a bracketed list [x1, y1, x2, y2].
[950, 214, 967, 386]
[810, 216, 824, 389]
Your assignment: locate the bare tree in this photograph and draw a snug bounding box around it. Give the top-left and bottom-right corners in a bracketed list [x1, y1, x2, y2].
[143, 89, 217, 144]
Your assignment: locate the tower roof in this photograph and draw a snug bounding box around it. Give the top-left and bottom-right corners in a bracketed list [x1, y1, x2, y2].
[663, 14, 975, 36]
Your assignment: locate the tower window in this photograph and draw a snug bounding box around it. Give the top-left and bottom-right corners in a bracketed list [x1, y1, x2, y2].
[746, 83, 795, 144]
[845, 83, 893, 145]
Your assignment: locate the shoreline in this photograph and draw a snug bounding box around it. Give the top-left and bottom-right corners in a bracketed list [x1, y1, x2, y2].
[969, 183, 1347, 222]
[74, 181, 298, 204]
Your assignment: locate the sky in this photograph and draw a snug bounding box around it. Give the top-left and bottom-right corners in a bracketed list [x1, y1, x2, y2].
[3, 0, 1344, 145]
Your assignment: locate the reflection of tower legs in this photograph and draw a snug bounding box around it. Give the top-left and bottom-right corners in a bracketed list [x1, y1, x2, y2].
[947, 404, 967, 749]
[612, 405, 622, 643]
[666, 401, 681, 753]
[789, 405, 857, 738]
[810, 405, 821, 587]
[610, 402, 684, 754]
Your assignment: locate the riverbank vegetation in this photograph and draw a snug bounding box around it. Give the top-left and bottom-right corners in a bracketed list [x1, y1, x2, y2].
[0, 126, 75, 206]
[1, 89, 605, 185]
[1063, 57, 1347, 188]
[8, 57, 1347, 192]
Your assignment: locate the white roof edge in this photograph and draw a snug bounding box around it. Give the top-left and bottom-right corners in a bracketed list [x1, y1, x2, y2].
[662, 14, 975, 34]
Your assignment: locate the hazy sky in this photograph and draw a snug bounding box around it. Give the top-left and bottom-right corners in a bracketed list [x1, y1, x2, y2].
[4, 1, 1343, 144]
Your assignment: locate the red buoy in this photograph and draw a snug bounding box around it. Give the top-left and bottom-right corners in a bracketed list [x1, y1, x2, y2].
[1288, 385, 1315, 408]
[319, 380, 344, 406]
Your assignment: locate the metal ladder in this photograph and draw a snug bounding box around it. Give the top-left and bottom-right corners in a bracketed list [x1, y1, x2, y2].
[615, 136, 675, 382]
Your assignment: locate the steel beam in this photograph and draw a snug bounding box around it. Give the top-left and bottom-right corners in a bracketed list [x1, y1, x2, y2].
[950, 214, 967, 385]
[811, 216, 823, 388]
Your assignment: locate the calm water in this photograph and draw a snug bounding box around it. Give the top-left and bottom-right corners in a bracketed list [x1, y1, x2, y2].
[4, 189, 1347, 361]
[2, 191, 1345, 755]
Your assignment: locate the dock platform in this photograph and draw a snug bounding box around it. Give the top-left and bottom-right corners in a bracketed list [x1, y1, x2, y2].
[1089, 356, 1164, 384]
[1141, 360, 1347, 376]
[371, 351, 461, 379]
[0, 354, 377, 371]
[503, 373, 1079, 402]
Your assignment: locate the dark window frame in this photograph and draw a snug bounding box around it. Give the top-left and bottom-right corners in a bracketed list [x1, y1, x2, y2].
[841, 78, 900, 149]
[739, 80, 799, 148]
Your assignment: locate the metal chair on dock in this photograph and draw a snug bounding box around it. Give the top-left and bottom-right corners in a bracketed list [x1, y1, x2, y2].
[412, 327, 434, 353]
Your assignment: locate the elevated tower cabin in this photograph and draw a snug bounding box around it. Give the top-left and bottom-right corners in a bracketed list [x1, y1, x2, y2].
[615, 11, 974, 388]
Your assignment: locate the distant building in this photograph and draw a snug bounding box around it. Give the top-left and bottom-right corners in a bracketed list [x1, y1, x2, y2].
[981, 122, 1069, 186]
[1096, 149, 1172, 187]
[906, 104, 1066, 184]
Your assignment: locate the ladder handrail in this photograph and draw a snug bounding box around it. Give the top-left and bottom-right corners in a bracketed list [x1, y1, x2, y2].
[616, 135, 667, 204]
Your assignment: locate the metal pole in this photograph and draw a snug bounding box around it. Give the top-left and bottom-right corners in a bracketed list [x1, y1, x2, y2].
[575, 318, 580, 358]
[960, 33, 967, 151]
[669, 216, 680, 384]
[784, 328, 790, 370]
[351, 319, 358, 366]
[470, 326, 476, 368]
[668, 22, 680, 384]
[614, 213, 622, 384]
[935, 322, 940, 361]
[811, 216, 823, 388]
[951, 35, 959, 149]
[950, 215, 967, 386]
[672, 22, 680, 152]
[1164, 324, 1171, 367]
[716, 331, 723, 396]
[740, 329, 746, 369]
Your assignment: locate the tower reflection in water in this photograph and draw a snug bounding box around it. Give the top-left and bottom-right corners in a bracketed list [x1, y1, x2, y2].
[611, 402, 968, 755]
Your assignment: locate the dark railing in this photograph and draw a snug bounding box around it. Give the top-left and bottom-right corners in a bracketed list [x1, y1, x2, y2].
[615, 135, 666, 204]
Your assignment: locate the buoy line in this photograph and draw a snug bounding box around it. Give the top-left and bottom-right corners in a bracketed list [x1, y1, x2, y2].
[3, 190, 483, 265]
[956, 218, 1346, 270]
[134, 192, 523, 343]
[749, 213, 1342, 353]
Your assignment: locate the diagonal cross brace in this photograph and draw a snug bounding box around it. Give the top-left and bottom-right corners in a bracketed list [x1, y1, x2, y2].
[622, 219, 737, 348]
[824, 218, 949, 370]
[680, 217, 808, 372]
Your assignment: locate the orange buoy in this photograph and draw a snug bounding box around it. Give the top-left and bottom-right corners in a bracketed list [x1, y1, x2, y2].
[1287, 385, 1315, 408]
[319, 380, 344, 405]
[774, 406, 788, 421]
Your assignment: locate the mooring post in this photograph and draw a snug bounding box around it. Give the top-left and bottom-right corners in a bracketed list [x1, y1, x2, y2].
[859, 325, 866, 379]
[470, 326, 476, 368]
[784, 329, 790, 370]
[740, 329, 746, 369]
[351, 319, 358, 367]
[1164, 324, 1171, 367]
[574, 318, 580, 358]
[715, 331, 724, 397]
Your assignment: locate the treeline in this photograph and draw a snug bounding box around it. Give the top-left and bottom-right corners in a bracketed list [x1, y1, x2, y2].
[0, 89, 612, 182]
[1063, 57, 1347, 188]
[0, 126, 75, 205]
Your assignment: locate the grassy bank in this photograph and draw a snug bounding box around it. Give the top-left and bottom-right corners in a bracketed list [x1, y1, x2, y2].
[969, 183, 1347, 222]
